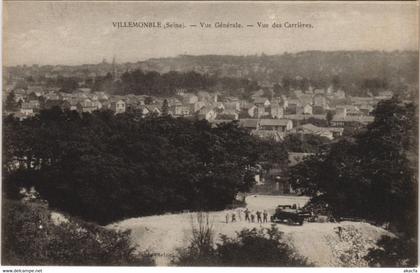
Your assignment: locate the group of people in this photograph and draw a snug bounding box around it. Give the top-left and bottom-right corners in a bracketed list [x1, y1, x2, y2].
[225, 208, 269, 224]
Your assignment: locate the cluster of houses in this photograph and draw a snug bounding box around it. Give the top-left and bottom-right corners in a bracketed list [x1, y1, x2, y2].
[4, 84, 392, 144]
[8, 87, 127, 119]
[207, 86, 388, 141]
[4, 82, 397, 195]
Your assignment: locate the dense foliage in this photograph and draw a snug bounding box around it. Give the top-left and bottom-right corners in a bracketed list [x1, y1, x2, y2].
[5, 91, 21, 111]
[2, 199, 153, 265]
[283, 133, 331, 153]
[364, 235, 417, 267]
[3, 109, 280, 224]
[174, 223, 309, 266]
[91, 70, 260, 98]
[289, 97, 418, 266]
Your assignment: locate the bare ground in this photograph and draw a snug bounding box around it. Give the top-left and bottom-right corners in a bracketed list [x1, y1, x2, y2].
[107, 195, 392, 266]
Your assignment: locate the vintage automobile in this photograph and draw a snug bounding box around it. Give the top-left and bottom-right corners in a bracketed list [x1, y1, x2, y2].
[270, 205, 307, 225]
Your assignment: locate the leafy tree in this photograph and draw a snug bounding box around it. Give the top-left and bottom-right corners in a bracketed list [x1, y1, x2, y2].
[290, 98, 417, 223]
[357, 97, 417, 233]
[283, 134, 330, 153]
[331, 75, 341, 90]
[326, 111, 334, 126]
[281, 76, 291, 91]
[257, 139, 288, 172]
[92, 73, 114, 93]
[38, 96, 46, 109]
[288, 97, 418, 266]
[25, 76, 35, 83]
[57, 77, 79, 93]
[5, 91, 18, 111]
[162, 99, 169, 115]
[361, 78, 388, 96]
[273, 83, 285, 96]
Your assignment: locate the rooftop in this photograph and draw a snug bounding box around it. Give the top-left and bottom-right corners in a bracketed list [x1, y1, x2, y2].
[259, 119, 291, 126]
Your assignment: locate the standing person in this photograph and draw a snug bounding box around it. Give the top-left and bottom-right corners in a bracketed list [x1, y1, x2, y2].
[335, 226, 343, 239]
[237, 209, 242, 221]
[251, 213, 255, 223]
[263, 210, 268, 223]
[245, 209, 250, 222]
[231, 213, 236, 222]
[256, 211, 262, 223]
[310, 210, 315, 222]
[225, 213, 229, 224]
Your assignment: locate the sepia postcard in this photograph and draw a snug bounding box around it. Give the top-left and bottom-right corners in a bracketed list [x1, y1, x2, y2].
[1, 1, 419, 271]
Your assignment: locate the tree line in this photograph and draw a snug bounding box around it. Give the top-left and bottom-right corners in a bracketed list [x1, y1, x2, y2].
[3, 109, 287, 224]
[90, 70, 260, 98]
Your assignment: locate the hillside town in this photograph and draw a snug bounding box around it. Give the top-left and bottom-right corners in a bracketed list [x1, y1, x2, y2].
[4, 62, 400, 197]
[5, 65, 393, 140]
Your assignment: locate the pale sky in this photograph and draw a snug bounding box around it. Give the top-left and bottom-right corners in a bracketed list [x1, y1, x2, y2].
[3, 1, 419, 66]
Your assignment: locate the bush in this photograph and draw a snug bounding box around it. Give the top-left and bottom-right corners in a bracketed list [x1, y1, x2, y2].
[173, 212, 217, 266]
[283, 133, 330, 153]
[2, 199, 154, 265]
[173, 223, 310, 266]
[216, 225, 310, 266]
[364, 235, 417, 267]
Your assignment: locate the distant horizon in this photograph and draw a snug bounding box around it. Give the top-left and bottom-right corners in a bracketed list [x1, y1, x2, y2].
[4, 1, 418, 66]
[4, 49, 420, 68]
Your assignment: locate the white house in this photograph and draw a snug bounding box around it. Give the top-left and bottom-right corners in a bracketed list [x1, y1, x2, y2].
[198, 107, 217, 121]
[110, 100, 126, 114]
[253, 97, 271, 108]
[270, 103, 284, 119]
[302, 104, 313, 115]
